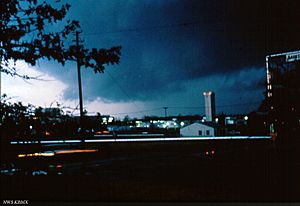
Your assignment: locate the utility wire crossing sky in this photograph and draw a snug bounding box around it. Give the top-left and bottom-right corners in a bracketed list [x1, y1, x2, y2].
[3, 0, 300, 118]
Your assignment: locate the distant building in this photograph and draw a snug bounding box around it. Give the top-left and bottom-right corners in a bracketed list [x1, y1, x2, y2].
[266, 50, 300, 136]
[150, 120, 179, 129]
[225, 116, 236, 125]
[135, 120, 151, 128]
[180, 122, 215, 137]
[203, 91, 215, 122]
[35, 107, 62, 117]
[101, 115, 114, 124]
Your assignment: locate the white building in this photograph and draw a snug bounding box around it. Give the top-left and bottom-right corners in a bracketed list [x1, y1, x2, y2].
[203, 91, 215, 122]
[180, 122, 215, 137]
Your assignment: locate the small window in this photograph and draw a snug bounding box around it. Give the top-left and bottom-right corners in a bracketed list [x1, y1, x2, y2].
[206, 130, 210, 135]
[198, 130, 202, 136]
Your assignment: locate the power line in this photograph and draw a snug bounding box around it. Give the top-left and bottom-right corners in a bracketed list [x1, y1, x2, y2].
[104, 101, 261, 117]
[109, 107, 163, 116]
[82, 21, 204, 36]
[106, 70, 146, 116]
[168, 101, 262, 109]
[30, 100, 261, 117]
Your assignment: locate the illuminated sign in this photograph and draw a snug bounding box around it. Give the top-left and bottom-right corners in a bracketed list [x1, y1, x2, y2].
[286, 52, 300, 62]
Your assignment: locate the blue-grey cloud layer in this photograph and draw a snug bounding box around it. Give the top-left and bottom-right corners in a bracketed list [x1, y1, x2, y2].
[41, 0, 300, 113]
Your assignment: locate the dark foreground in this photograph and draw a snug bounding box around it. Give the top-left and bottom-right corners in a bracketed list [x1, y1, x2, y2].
[1, 139, 300, 202]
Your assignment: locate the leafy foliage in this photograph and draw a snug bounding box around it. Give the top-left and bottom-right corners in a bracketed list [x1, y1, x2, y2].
[0, 0, 121, 79]
[0, 94, 34, 138]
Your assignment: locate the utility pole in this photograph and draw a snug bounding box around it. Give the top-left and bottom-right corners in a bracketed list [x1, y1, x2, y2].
[76, 31, 84, 130]
[163, 107, 168, 118]
[76, 31, 86, 153]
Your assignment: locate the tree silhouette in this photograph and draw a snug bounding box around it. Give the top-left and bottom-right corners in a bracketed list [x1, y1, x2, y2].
[0, 0, 121, 79]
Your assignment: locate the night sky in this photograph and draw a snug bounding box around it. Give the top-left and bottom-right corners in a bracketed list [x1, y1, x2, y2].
[3, 0, 300, 118]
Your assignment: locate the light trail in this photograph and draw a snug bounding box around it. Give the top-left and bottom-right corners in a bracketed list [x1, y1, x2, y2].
[10, 136, 272, 145]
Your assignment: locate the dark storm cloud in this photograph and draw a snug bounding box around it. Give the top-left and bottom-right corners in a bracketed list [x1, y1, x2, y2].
[46, 0, 300, 103]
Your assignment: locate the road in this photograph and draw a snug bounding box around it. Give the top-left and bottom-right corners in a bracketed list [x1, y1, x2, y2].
[1, 138, 300, 201]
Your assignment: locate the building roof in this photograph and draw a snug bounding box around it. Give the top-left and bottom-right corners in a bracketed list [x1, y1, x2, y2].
[181, 122, 215, 129]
